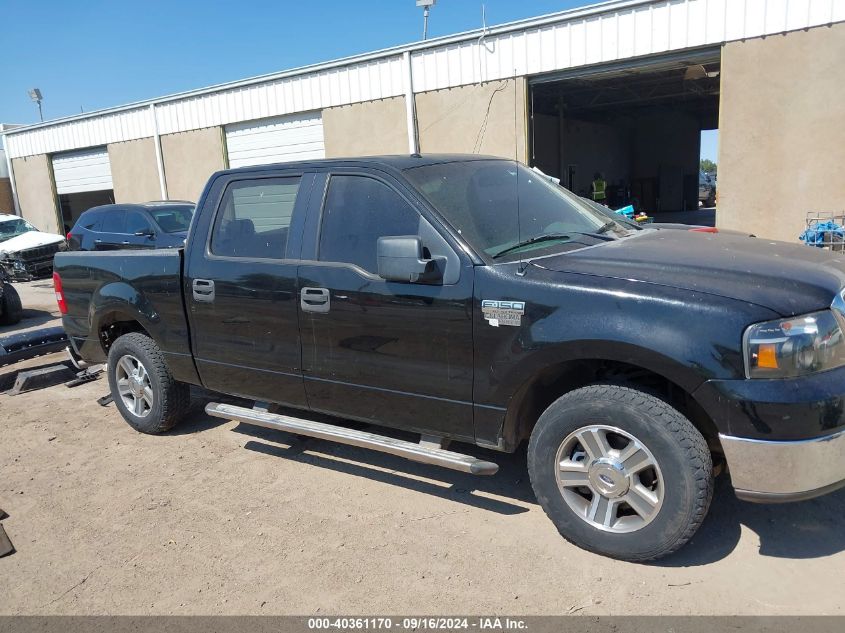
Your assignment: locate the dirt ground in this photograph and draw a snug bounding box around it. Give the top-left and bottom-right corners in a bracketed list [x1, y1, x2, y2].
[1, 281, 844, 615]
[1, 279, 62, 336]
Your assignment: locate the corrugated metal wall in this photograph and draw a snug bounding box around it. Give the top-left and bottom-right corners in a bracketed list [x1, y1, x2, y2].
[155, 57, 405, 136]
[8, 108, 152, 160]
[410, 0, 845, 91]
[5, 0, 844, 159]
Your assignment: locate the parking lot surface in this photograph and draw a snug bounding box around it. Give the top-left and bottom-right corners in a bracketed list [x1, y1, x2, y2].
[1, 281, 844, 615]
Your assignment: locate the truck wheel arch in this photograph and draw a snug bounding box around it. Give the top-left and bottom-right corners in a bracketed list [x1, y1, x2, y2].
[499, 352, 721, 456]
[96, 310, 152, 353]
[90, 281, 158, 352]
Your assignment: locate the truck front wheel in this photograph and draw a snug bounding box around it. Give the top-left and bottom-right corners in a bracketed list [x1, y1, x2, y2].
[107, 332, 190, 434]
[528, 384, 713, 562]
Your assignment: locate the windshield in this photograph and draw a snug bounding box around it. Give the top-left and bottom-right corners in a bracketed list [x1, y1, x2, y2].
[404, 160, 630, 259]
[0, 218, 38, 244]
[149, 205, 194, 233]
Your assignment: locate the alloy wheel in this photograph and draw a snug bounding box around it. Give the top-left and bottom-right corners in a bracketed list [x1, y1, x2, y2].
[555, 424, 664, 533]
[115, 354, 154, 418]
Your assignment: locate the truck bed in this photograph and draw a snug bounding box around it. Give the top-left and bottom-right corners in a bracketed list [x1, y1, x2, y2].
[54, 249, 197, 382]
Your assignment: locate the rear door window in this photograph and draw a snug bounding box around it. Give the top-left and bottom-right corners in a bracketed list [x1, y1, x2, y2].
[210, 177, 301, 259]
[100, 210, 125, 234]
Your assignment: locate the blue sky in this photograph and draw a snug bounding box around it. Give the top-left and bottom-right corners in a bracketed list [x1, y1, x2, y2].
[700, 130, 718, 163]
[0, 0, 718, 162]
[1, 0, 582, 124]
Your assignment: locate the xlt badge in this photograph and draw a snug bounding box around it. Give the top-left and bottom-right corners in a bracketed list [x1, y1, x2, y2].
[481, 300, 525, 327]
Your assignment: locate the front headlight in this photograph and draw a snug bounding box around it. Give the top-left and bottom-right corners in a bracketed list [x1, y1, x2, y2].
[743, 310, 845, 378]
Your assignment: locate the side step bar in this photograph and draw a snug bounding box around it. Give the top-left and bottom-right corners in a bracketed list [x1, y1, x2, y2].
[205, 402, 499, 476]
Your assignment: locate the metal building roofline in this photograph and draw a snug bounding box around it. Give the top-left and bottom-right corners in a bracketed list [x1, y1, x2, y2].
[0, 0, 655, 137]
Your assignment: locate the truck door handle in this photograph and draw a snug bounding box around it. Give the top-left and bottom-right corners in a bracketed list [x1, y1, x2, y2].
[193, 279, 215, 303]
[301, 287, 330, 313]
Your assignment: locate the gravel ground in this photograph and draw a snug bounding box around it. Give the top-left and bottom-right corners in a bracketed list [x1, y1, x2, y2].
[1, 280, 844, 615]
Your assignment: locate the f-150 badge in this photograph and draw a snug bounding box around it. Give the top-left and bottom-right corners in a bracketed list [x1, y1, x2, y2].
[481, 300, 525, 327]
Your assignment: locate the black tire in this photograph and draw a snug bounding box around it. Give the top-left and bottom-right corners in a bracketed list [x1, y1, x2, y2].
[107, 332, 190, 434]
[0, 283, 23, 326]
[528, 384, 713, 562]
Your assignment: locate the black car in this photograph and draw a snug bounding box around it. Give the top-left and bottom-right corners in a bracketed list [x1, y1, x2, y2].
[67, 201, 194, 251]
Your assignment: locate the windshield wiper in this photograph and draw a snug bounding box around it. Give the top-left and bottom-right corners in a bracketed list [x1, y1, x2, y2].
[491, 233, 572, 259]
[595, 221, 617, 234]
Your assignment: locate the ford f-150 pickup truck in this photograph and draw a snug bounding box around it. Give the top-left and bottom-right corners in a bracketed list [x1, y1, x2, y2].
[54, 155, 845, 562]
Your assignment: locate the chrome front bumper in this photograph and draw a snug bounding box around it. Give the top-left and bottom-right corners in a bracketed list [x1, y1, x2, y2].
[720, 429, 845, 502]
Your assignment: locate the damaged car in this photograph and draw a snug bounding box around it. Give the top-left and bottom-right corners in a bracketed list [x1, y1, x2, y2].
[0, 213, 66, 281]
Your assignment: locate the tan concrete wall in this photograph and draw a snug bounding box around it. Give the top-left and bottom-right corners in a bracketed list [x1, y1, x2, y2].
[161, 127, 225, 202]
[416, 78, 528, 161]
[108, 137, 161, 203]
[11, 155, 59, 233]
[718, 24, 845, 242]
[323, 97, 408, 157]
[0, 178, 13, 213]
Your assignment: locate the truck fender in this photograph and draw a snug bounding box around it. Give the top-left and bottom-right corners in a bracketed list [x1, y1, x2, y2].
[88, 280, 161, 340]
[492, 340, 714, 450]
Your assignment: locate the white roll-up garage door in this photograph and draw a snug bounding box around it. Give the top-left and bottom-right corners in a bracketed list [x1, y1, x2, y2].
[52, 148, 113, 194]
[225, 112, 325, 169]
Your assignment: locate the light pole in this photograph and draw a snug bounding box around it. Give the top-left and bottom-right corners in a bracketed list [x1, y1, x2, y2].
[28, 88, 43, 122]
[416, 0, 436, 40]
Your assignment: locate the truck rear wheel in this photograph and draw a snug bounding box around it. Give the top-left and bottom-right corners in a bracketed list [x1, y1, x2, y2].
[107, 332, 190, 434]
[527, 384, 713, 562]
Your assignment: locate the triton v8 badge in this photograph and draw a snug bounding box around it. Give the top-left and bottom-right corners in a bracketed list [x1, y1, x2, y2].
[481, 300, 526, 327]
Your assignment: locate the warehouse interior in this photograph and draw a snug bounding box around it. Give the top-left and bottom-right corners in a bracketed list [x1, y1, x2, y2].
[58, 190, 115, 234]
[529, 53, 720, 213]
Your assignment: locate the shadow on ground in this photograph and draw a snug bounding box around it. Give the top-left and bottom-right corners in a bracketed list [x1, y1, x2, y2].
[238, 423, 534, 516]
[656, 476, 845, 566]
[0, 309, 58, 335]
[160, 387, 246, 435]
[229, 416, 845, 565]
[43, 378, 845, 566]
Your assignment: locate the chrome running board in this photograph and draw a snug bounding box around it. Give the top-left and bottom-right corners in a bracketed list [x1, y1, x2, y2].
[205, 402, 499, 476]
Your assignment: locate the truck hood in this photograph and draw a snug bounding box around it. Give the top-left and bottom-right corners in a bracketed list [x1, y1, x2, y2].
[0, 231, 65, 255]
[530, 230, 845, 316]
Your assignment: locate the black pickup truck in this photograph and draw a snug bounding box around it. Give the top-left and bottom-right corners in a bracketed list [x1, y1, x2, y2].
[54, 155, 845, 561]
